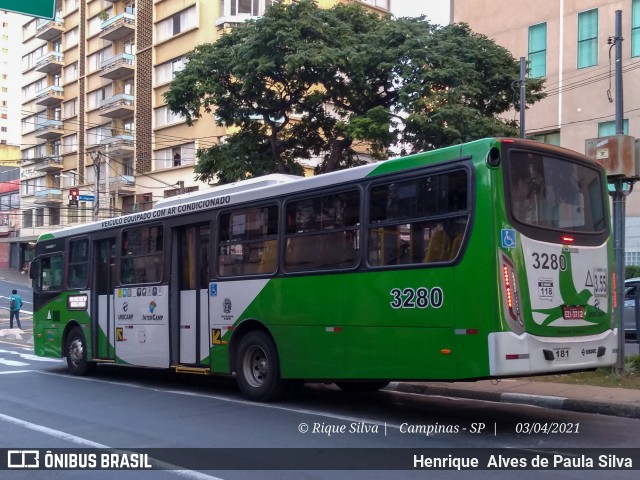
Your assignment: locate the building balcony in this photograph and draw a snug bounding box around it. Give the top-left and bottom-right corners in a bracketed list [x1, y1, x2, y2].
[35, 51, 64, 74]
[35, 189, 63, 205]
[34, 155, 64, 173]
[100, 133, 134, 156]
[34, 119, 64, 139]
[100, 53, 135, 80]
[100, 12, 135, 42]
[35, 85, 64, 107]
[108, 175, 136, 194]
[100, 94, 135, 119]
[35, 17, 64, 41]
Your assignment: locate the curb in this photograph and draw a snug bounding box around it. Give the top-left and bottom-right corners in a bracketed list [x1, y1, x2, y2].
[392, 382, 640, 420]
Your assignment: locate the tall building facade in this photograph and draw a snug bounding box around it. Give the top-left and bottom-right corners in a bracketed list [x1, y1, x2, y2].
[452, 0, 640, 264]
[0, 11, 23, 147]
[16, 0, 390, 269]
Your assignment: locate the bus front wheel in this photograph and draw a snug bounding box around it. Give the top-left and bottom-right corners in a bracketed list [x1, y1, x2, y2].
[235, 331, 286, 402]
[65, 326, 95, 376]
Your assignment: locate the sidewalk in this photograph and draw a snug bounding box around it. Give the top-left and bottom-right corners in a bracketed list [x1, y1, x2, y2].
[0, 268, 32, 287]
[393, 353, 640, 419]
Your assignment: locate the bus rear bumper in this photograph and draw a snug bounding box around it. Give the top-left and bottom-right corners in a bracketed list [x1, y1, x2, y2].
[488, 330, 618, 377]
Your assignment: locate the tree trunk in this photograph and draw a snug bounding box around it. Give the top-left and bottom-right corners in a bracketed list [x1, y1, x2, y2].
[324, 138, 350, 173]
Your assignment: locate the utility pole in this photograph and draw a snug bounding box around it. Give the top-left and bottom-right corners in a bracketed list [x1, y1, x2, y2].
[519, 57, 526, 138]
[610, 10, 630, 373]
[93, 151, 101, 221]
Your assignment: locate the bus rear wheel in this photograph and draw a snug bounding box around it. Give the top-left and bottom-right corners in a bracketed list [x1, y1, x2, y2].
[65, 326, 95, 376]
[335, 381, 390, 392]
[235, 331, 286, 402]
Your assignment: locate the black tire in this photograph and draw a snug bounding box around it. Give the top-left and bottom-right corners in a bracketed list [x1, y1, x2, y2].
[235, 331, 287, 402]
[65, 326, 95, 376]
[335, 381, 390, 392]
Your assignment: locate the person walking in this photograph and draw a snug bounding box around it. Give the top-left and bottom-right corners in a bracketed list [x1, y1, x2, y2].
[9, 289, 22, 329]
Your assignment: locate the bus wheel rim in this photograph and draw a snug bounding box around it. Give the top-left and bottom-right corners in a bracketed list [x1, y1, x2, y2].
[243, 345, 268, 388]
[69, 338, 84, 367]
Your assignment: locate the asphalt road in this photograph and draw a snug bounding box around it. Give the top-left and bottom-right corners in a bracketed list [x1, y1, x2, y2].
[0, 341, 639, 480]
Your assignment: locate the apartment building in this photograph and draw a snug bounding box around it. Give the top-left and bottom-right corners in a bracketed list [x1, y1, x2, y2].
[0, 11, 23, 147]
[452, 0, 640, 264]
[16, 0, 390, 268]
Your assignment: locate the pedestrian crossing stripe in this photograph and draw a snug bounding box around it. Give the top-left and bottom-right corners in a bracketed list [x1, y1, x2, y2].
[116, 327, 123, 342]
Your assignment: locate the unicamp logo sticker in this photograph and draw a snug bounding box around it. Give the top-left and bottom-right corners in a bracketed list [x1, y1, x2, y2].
[149, 300, 157, 313]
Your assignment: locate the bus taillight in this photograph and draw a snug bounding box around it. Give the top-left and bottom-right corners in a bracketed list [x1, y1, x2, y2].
[503, 265, 513, 310]
[501, 256, 522, 327]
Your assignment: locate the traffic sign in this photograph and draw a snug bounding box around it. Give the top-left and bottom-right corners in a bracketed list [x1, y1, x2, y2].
[0, 0, 55, 19]
[78, 195, 95, 202]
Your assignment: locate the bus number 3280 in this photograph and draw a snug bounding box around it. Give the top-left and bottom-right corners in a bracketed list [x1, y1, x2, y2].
[390, 287, 444, 309]
[531, 252, 567, 271]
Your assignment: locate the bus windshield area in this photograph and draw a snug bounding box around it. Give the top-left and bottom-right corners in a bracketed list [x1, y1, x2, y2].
[507, 151, 606, 233]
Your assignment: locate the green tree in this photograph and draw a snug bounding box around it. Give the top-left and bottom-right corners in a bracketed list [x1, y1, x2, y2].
[165, 0, 545, 183]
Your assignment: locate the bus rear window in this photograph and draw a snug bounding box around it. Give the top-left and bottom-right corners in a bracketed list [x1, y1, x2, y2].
[507, 151, 606, 233]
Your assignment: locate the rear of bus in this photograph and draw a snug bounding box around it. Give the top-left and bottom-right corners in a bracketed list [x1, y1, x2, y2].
[490, 139, 617, 377]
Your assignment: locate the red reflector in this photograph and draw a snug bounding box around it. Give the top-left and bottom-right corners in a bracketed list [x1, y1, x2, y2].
[440, 349, 452, 355]
[466, 329, 479, 335]
[502, 139, 515, 143]
[227, 326, 235, 331]
[506, 354, 520, 360]
[561, 235, 575, 243]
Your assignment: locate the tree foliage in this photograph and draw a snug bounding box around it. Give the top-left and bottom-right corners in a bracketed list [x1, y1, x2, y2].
[164, 0, 545, 183]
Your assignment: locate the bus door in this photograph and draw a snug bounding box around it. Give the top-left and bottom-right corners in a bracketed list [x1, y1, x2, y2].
[173, 225, 211, 365]
[93, 238, 116, 359]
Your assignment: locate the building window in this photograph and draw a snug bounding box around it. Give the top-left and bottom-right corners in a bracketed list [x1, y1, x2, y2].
[23, 210, 32, 228]
[155, 142, 195, 169]
[598, 119, 629, 136]
[156, 6, 197, 42]
[633, 0, 640, 57]
[50, 207, 60, 226]
[578, 9, 598, 68]
[528, 23, 547, 78]
[155, 56, 187, 85]
[63, 98, 78, 119]
[530, 131, 560, 146]
[35, 208, 44, 227]
[64, 62, 78, 83]
[154, 105, 186, 128]
[626, 251, 640, 266]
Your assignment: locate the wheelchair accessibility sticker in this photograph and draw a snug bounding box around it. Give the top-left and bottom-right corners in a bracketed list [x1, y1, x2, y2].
[501, 229, 517, 249]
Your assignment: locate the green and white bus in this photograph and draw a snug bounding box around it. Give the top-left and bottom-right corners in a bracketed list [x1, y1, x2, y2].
[31, 138, 617, 401]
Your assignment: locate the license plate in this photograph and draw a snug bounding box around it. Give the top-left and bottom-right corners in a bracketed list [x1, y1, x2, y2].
[563, 306, 584, 320]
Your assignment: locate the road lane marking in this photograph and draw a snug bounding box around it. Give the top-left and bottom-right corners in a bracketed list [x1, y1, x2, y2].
[0, 370, 35, 375]
[0, 412, 226, 480]
[0, 349, 63, 363]
[0, 358, 29, 367]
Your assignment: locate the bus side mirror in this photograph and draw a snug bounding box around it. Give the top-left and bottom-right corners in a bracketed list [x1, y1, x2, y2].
[29, 261, 38, 280]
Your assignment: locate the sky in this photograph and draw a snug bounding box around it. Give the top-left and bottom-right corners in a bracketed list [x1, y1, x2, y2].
[390, 0, 450, 26]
